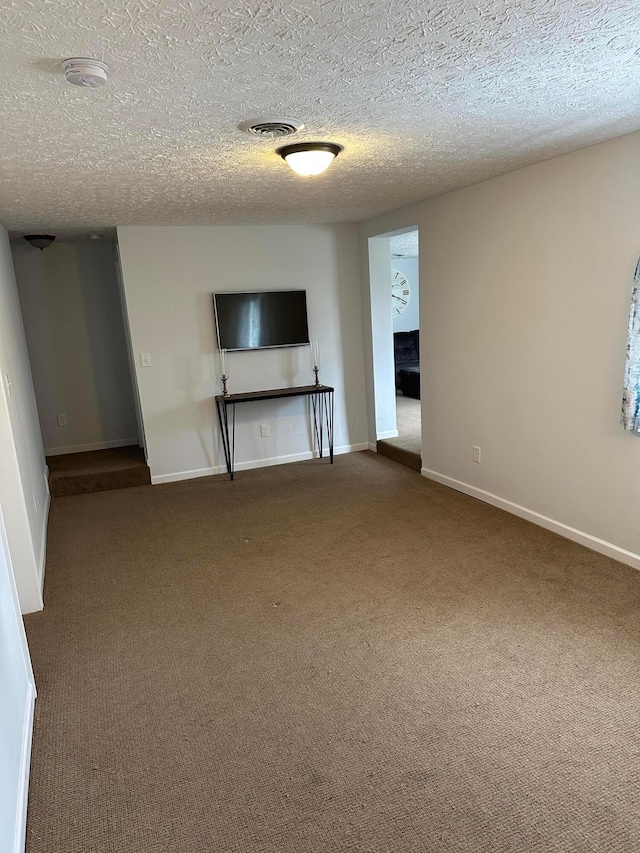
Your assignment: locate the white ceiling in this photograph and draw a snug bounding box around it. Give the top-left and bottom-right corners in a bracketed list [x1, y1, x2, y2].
[2, 0, 639, 238]
[390, 231, 419, 258]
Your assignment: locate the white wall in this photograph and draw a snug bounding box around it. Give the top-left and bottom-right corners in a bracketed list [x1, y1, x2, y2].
[0, 502, 35, 853]
[12, 241, 138, 455]
[117, 225, 368, 482]
[0, 225, 48, 613]
[367, 236, 397, 439]
[392, 257, 419, 333]
[113, 246, 146, 456]
[360, 130, 640, 564]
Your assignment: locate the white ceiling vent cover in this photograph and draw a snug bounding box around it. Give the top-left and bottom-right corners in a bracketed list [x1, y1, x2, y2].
[238, 118, 304, 138]
[62, 58, 108, 88]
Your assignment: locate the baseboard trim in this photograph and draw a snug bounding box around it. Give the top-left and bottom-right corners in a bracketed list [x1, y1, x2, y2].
[151, 442, 370, 485]
[368, 442, 377, 452]
[44, 438, 138, 456]
[38, 487, 50, 593]
[13, 681, 35, 853]
[376, 430, 399, 440]
[152, 466, 217, 485]
[421, 468, 640, 571]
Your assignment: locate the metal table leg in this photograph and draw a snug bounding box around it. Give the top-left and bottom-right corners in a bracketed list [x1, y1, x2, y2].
[311, 390, 334, 463]
[311, 393, 322, 458]
[216, 400, 236, 480]
[327, 389, 334, 463]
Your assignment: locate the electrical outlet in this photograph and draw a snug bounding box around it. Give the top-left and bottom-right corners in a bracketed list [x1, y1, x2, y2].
[57, 413, 68, 426]
[140, 352, 151, 367]
[473, 445, 481, 463]
[4, 373, 12, 397]
[32, 493, 38, 512]
[260, 423, 270, 438]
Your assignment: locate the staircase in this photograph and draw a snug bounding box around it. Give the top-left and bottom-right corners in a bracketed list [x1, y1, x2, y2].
[47, 446, 151, 497]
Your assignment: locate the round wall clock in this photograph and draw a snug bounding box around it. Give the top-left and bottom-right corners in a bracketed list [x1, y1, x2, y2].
[391, 269, 411, 315]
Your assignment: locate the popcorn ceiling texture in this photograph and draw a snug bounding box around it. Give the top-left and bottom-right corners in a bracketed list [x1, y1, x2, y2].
[391, 231, 419, 257]
[1, 0, 639, 236]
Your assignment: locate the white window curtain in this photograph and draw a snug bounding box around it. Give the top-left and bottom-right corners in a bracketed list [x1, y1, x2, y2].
[621, 257, 640, 432]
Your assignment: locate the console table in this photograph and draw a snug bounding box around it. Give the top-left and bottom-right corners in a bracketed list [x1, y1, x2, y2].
[215, 385, 334, 480]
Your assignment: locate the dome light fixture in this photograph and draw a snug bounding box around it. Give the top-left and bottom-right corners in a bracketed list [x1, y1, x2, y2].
[276, 142, 342, 177]
[24, 235, 56, 251]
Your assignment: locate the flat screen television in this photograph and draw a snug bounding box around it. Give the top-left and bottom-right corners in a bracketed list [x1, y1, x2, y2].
[213, 290, 309, 351]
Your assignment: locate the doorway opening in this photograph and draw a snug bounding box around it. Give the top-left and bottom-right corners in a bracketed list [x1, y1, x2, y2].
[367, 228, 421, 471]
[12, 236, 149, 495]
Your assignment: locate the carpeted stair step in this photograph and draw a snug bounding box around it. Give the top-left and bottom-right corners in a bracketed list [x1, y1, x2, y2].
[376, 440, 421, 471]
[47, 446, 151, 497]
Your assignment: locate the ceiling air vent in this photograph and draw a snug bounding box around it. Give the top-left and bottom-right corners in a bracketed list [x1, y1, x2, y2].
[238, 118, 304, 138]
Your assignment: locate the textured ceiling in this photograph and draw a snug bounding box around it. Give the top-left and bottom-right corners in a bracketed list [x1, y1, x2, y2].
[391, 231, 419, 257]
[1, 0, 640, 238]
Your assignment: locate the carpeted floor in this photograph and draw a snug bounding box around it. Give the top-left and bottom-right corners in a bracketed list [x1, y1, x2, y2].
[24, 451, 640, 852]
[377, 394, 421, 469]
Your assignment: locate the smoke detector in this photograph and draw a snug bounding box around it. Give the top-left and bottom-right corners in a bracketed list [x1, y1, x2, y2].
[62, 58, 108, 88]
[238, 118, 304, 138]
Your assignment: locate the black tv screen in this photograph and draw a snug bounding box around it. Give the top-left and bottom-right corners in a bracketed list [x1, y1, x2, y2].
[213, 290, 309, 351]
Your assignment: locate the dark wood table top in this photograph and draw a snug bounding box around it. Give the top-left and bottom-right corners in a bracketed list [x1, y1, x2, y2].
[215, 384, 334, 404]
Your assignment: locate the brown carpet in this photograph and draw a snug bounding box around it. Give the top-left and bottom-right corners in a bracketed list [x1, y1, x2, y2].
[46, 446, 151, 496]
[24, 452, 640, 852]
[378, 394, 421, 470]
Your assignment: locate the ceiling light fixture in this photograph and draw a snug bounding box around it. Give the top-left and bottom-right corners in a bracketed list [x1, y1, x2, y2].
[276, 142, 342, 177]
[24, 235, 56, 251]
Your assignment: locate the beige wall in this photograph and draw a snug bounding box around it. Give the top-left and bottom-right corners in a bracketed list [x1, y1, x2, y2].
[117, 225, 368, 482]
[13, 241, 138, 454]
[360, 130, 640, 561]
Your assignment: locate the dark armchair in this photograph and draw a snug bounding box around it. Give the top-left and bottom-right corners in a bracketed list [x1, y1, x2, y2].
[393, 330, 420, 389]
